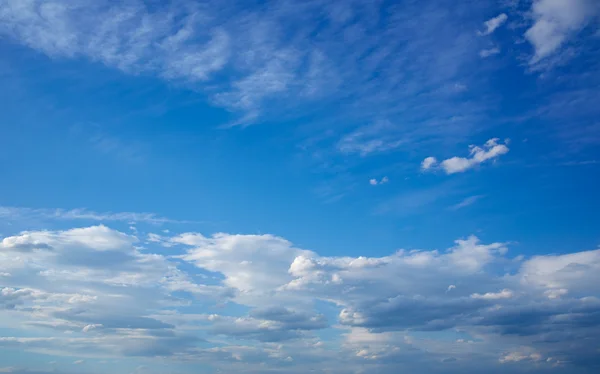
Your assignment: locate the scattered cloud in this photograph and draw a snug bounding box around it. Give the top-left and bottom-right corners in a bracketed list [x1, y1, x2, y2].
[337, 122, 407, 157]
[369, 176, 389, 186]
[1, 224, 600, 372]
[480, 47, 500, 58]
[471, 289, 514, 300]
[423, 138, 509, 174]
[0, 206, 189, 225]
[500, 351, 543, 364]
[450, 195, 485, 210]
[525, 0, 600, 64]
[421, 157, 438, 171]
[0, 0, 494, 149]
[559, 160, 599, 166]
[478, 13, 508, 36]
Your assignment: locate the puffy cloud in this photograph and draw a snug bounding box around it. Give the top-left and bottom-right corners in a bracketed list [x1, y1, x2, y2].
[421, 157, 438, 171]
[423, 138, 509, 174]
[369, 176, 389, 186]
[479, 14, 508, 36]
[516, 248, 600, 296]
[2, 225, 600, 372]
[525, 0, 600, 64]
[172, 233, 315, 303]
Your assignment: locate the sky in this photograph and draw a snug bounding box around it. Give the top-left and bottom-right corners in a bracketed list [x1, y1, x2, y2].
[0, 0, 600, 373]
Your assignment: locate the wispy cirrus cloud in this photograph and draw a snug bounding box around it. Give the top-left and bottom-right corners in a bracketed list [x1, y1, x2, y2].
[478, 13, 508, 36]
[449, 195, 485, 210]
[0, 206, 190, 225]
[0, 0, 492, 141]
[480, 47, 501, 58]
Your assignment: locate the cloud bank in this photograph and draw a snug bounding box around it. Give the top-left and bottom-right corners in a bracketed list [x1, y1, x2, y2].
[1, 225, 599, 373]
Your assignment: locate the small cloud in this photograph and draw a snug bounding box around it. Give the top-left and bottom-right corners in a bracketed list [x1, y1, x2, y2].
[82, 324, 102, 333]
[478, 13, 508, 36]
[544, 288, 568, 299]
[423, 138, 509, 175]
[500, 351, 543, 364]
[421, 157, 438, 171]
[559, 160, 599, 166]
[369, 176, 389, 186]
[0, 206, 192, 225]
[471, 289, 514, 300]
[525, 0, 599, 64]
[73, 360, 85, 365]
[453, 83, 468, 92]
[480, 47, 500, 58]
[446, 285, 456, 292]
[450, 195, 484, 210]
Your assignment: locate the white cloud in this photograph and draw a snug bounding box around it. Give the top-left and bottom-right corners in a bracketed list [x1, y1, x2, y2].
[525, 0, 600, 64]
[421, 157, 438, 171]
[172, 233, 315, 304]
[2, 224, 600, 371]
[369, 176, 389, 186]
[337, 122, 407, 156]
[499, 351, 543, 364]
[450, 195, 484, 210]
[423, 138, 509, 174]
[0, 0, 496, 160]
[0, 206, 186, 225]
[471, 289, 514, 300]
[479, 47, 500, 58]
[479, 14, 508, 36]
[516, 248, 600, 295]
[544, 288, 568, 299]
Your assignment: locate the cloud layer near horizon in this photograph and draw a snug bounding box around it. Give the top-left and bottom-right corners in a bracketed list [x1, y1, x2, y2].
[1, 225, 599, 373]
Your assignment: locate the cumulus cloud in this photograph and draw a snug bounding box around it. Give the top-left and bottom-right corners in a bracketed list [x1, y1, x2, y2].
[525, 0, 600, 64]
[423, 138, 509, 174]
[479, 14, 508, 36]
[369, 176, 389, 186]
[2, 225, 600, 372]
[421, 157, 438, 171]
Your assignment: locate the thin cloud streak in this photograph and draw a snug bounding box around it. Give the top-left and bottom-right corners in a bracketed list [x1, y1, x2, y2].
[0, 206, 193, 225]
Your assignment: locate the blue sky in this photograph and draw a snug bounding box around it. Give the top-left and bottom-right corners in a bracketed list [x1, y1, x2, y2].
[0, 0, 600, 373]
